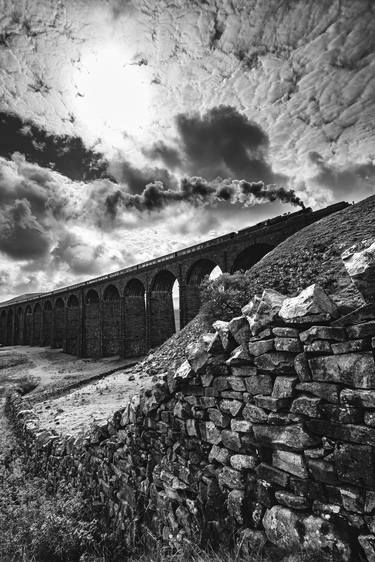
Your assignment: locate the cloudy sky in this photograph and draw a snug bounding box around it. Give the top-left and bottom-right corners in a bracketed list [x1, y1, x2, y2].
[0, 0, 374, 301]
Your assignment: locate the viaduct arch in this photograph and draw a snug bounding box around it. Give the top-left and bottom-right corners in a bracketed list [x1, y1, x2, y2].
[0, 202, 347, 359]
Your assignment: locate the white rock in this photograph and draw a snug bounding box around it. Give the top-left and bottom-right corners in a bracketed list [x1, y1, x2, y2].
[242, 289, 286, 335]
[342, 238, 375, 303]
[279, 284, 338, 321]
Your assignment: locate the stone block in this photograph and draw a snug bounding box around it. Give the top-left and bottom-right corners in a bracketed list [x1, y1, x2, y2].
[230, 419, 253, 433]
[186, 335, 216, 372]
[230, 453, 258, 470]
[254, 352, 295, 373]
[208, 408, 230, 428]
[272, 450, 308, 478]
[341, 388, 375, 408]
[226, 345, 253, 366]
[309, 352, 375, 388]
[294, 352, 312, 382]
[213, 320, 237, 352]
[218, 466, 245, 489]
[333, 443, 375, 488]
[332, 339, 370, 354]
[213, 376, 229, 391]
[208, 445, 230, 465]
[255, 463, 290, 487]
[291, 396, 321, 418]
[231, 365, 257, 377]
[304, 340, 332, 354]
[248, 339, 274, 356]
[300, 325, 346, 344]
[174, 359, 193, 380]
[272, 327, 299, 337]
[220, 391, 243, 400]
[339, 487, 364, 514]
[201, 372, 214, 387]
[201, 422, 221, 444]
[186, 419, 199, 437]
[221, 430, 242, 452]
[227, 376, 246, 391]
[254, 395, 290, 412]
[275, 490, 309, 510]
[228, 316, 251, 345]
[307, 419, 375, 447]
[253, 423, 319, 450]
[307, 458, 337, 485]
[296, 382, 340, 403]
[268, 412, 303, 425]
[319, 403, 362, 424]
[243, 403, 268, 423]
[242, 288, 286, 335]
[272, 376, 297, 398]
[358, 535, 375, 562]
[219, 399, 243, 416]
[347, 321, 375, 339]
[245, 374, 273, 395]
[274, 337, 302, 353]
[227, 489, 245, 524]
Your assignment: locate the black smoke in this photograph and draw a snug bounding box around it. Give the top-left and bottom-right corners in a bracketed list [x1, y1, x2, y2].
[105, 176, 304, 218]
[146, 105, 287, 185]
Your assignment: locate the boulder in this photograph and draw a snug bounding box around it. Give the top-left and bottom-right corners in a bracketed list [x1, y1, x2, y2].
[242, 289, 286, 336]
[263, 506, 351, 560]
[342, 238, 375, 303]
[279, 284, 338, 322]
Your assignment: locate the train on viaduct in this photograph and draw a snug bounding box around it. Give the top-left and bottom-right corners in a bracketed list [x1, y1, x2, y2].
[0, 201, 347, 359]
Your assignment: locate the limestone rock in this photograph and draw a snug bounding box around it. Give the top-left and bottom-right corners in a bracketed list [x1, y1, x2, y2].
[342, 238, 375, 303]
[272, 450, 308, 478]
[299, 325, 346, 344]
[174, 359, 193, 380]
[186, 334, 216, 373]
[230, 453, 258, 470]
[242, 289, 286, 336]
[254, 352, 295, 373]
[294, 352, 312, 382]
[358, 535, 375, 562]
[227, 489, 245, 524]
[248, 339, 274, 356]
[245, 374, 273, 395]
[218, 466, 245, 489]
[228, 316, 251, 345]
[263, 506, 351, 560]
[279, 284, 338, 322]
[253, 423, 319, 450]
[243, 403, 268, 423]
[309, 352, 375, 388]
[272, 376, 297, 398]
[213, 320, 236, 352]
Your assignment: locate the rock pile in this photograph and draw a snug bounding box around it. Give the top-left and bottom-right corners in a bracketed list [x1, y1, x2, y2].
[6, 240, 375, 560]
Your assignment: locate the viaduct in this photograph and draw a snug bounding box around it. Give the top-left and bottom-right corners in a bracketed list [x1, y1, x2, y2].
[0, 202, 347, 359]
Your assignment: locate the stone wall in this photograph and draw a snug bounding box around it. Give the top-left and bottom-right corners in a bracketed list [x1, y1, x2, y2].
[6, 243, 375, 561]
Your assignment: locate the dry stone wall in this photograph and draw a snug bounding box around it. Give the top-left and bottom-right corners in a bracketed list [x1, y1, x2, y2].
[6, 240, 375, 561]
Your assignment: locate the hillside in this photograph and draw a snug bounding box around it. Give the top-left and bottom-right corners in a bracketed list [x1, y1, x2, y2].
[132, 195, 375, 379]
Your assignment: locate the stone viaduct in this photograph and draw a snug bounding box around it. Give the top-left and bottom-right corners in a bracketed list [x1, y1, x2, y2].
[0, 202, 347, 359]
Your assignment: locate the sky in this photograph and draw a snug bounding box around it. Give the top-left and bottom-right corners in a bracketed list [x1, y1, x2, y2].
[0, 0, 374, 301]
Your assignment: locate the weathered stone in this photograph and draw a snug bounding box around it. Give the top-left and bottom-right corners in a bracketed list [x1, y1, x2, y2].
[275, 490, 310, 510]
[230, 419, 253, 433]
[230, 453, 258, 470]
[293, 352, 312, 382]
[307, 419, 375, 447]
[341, 388, 375, 408]
[272, 327, 299, 337]
[254, 352, 295, 373]
[201, 372, 214, 386]
[206, 356, 229, 376]
[365, 491, 375, 514]
[305, 340, 332, 354]
[227, 376, 246, 391]
[358, 535, 375, 562]
[291, 396, 321, 418]
[256, 463, 290, 487]
[174, 359, 193, 380]
[267, 412, 303, 425]
[231, 365, 257, 377]
[347, 321, 375, 339]
[238, 528, 267, 556]
[207, 331, 226, 355]
[245, 374, 273, 395]
[202, 421, 222, 444]
[300, 326, 346, 344]
[304, 447, 325, 459]
[272, 376, 297, 398]
[242, 288, 286, 335]
[186, 419, 199, 437]
[213, 320, 237, 352]
[254, 395, 290, 412]
[339, 487, 364, 514]
[208, 444, 230, 465]
[221, 391, 243, 400]
[248, 339, 274, 356]
[243, 403, 268, 423]
[186, 334, 215, 373]
[253, 423, 319, 450]
[307, 459, 337, 485]
[333, 443, 375, 488]
[342, 238, 375, 303]
[226, 345, 253, 366]
[332, 339, 370, 354]
[212, 377, 229, 392]
[227, 489, 245, 524]
[279, 284, 338, 322]
[198, 396, 217, 409]
[208, 408, 230, 428]
[296, 382, 340, 403]
[274, 337, 302, 353]
[365, 412, 375, 427]
[219, 399, 243, 416]
[221, 430, 242, 452]
[272, 450, 308, 478]
[319, 403, 362, 424]
[263, 506, 351, 560]
[228, 316, 251, 346]
[218, 466, 245, 489]
[309, 352, 375, 388]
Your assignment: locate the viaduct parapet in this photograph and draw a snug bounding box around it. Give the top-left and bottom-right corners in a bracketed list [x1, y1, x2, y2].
[0, 202, 347, 359]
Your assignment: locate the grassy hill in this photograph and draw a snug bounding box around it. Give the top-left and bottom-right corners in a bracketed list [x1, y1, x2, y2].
[133, 195, 375, 379]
